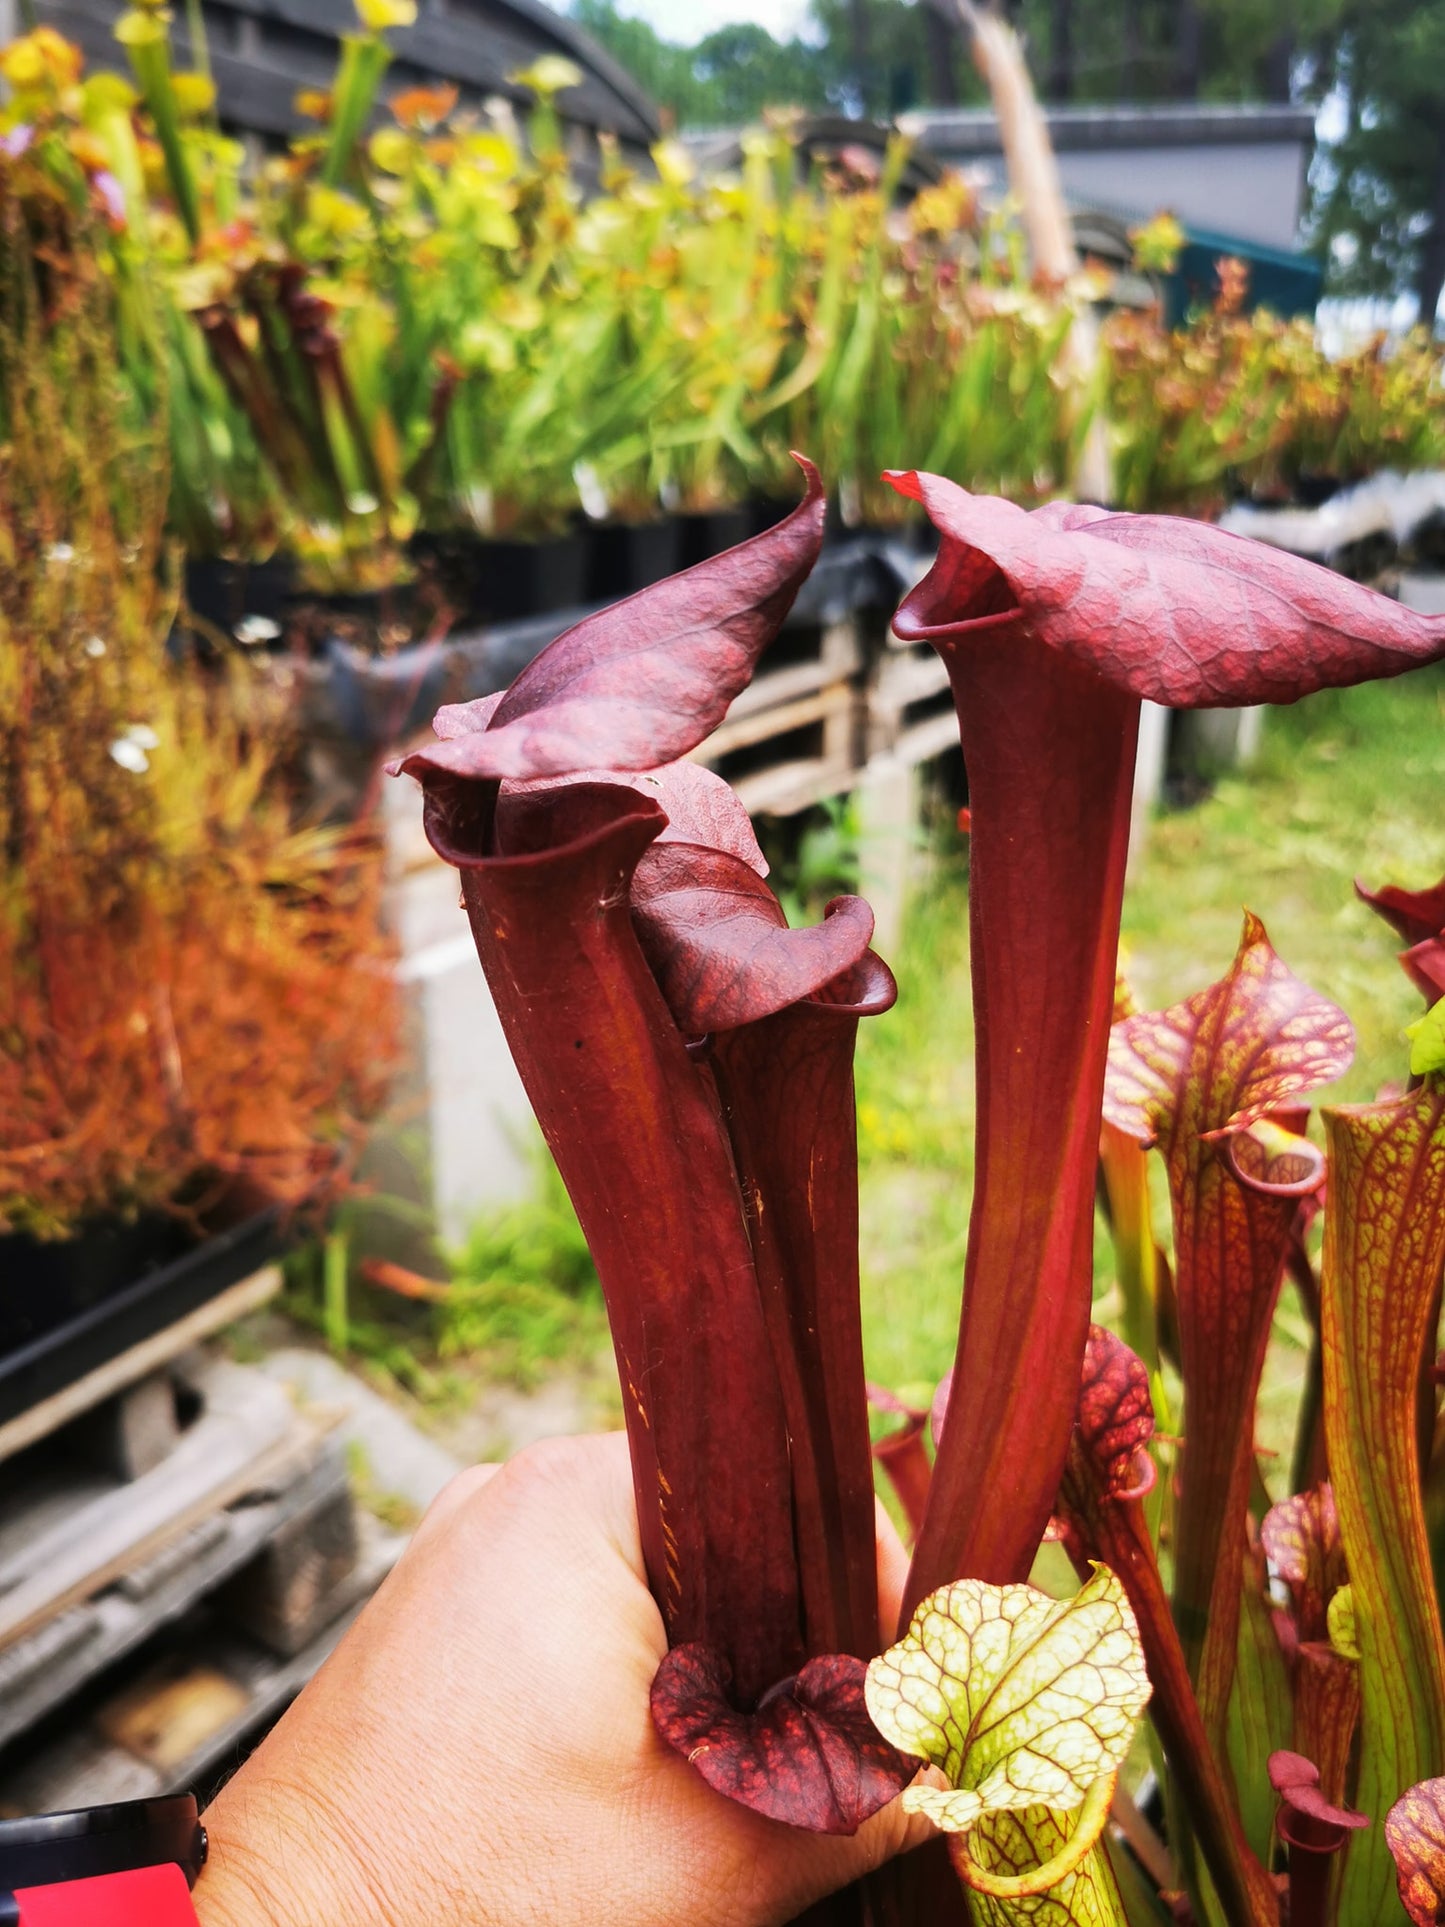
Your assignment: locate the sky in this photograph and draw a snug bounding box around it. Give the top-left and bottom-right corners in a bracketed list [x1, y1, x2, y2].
[615, 0, 816, 41]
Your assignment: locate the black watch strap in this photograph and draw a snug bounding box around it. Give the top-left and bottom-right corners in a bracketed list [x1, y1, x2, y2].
[0, 1795, 206, 1892]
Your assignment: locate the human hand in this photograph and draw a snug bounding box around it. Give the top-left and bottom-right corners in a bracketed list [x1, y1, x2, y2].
[195, 1432, 930, 1927]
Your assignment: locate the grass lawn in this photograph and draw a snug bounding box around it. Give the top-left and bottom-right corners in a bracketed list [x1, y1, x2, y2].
[855, 661, 1445, 1416]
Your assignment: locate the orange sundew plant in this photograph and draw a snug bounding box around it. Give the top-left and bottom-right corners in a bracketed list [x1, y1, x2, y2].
[0, 146, 397, 1238]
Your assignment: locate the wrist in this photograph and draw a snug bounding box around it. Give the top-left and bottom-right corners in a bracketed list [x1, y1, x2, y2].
[191, 1778, 291, 1927]
[194, 1763, 398, 1927]
[190, 1803, 274, 1927]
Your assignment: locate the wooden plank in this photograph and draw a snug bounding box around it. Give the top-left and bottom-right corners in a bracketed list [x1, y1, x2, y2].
[871, 650, 952, 711]
[0, 1266, 282, 1467]
[720, 657, 838, 723]
[0, 1608, 102, 1703]
[819, 616, 867, 677]
[819, 677, 859, 771]
[723, 617, 865, 724]
[893, 711, 966, 766]
[734, 755, 854, 818]
[867, 648, 956, 760]
[699, 682, 854, 761]
[114, 1515, 232, 1602]
[0, 1359, 319, 1652]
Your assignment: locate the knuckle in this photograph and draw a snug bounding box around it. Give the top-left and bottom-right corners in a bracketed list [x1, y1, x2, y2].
[497, 1432, 594, 1498]
[413, 1460, 498, 1539]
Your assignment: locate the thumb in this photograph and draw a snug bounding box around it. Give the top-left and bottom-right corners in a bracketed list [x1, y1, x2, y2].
[762, 1793, 940, 1924]
[751, 1504, 940, 1921]
[874, 1496, 912, 1645]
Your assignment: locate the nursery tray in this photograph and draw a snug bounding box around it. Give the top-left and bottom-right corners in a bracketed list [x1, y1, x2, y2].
[0, 1210, 287, 1429]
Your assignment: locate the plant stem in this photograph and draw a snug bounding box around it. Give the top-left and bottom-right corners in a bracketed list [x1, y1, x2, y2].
[323, 1229, 349, 1355]
[904, 629, 1138, 1608]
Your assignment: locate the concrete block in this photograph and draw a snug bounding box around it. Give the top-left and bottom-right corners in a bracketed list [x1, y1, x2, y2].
[1129, 699, 1170, 864]
[382, 778, 539, 1243]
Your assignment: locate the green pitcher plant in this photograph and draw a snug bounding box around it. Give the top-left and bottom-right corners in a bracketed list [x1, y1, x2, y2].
[8, 7, 1443, 570]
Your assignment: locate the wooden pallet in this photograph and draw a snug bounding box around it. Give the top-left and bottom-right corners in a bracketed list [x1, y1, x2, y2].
[866, 644, 958, 767]
[701, 680, 859, 817]
[0, 1337, 405, 1817]
[0, 1354, 326, 1662]
[0, 1518, 402, 1816]
[729, 615, 864, 718]
[0, 1439, 353, 1753]
[691, 614, 864, 817]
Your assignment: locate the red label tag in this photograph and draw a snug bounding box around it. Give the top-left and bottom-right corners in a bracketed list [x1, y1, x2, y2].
[17, 1863, 197, 1926]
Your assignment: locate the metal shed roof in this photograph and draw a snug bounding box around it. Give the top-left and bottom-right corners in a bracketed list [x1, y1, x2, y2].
[906, 102, 1317, 155]
[35, 0, 661, 147]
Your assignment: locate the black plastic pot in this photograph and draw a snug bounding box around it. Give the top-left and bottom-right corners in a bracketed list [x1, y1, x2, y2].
[183, 555, 298, 640]
[748, 495, 795, 538]
[0, 1208, 286, 1425]
[287, 577, 435, 658]
[412, 528, 589, 624]
[1328, 530, 1398, 583]
[487, 531, 589, 619]
[1289, 471, 1345, 509]
[676, 507, 751, 569]
[1407, 508, 1445, 568]
[586, 518, 683, 602]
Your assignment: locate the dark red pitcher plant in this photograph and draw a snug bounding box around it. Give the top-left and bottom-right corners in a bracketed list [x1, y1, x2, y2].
[392, 454, 1445, 1926]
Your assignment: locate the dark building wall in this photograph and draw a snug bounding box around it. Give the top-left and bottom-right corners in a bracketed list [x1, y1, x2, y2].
[33, 0, 660, 152]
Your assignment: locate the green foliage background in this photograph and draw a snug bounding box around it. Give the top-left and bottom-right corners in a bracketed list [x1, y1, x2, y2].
[573, 0, 1445, 322]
